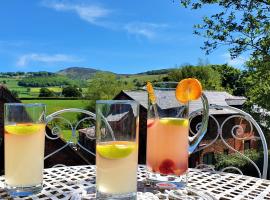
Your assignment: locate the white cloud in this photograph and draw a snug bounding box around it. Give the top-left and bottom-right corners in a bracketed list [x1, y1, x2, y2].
[16, 53, 79, 67]
[222, 53, 247, 67]
[43, 1, 110, 25]
[43, 1, 168, 39]
[124, 22, 168, 39]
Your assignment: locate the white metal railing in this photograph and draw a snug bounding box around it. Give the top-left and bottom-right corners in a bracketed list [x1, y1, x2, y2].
[45, 108, 96, 162]
[190, 104, 268, 179]
[44, 106, 268, 179]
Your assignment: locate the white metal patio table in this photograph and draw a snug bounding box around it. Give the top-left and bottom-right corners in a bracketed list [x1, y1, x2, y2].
[0, 165, 270, 200]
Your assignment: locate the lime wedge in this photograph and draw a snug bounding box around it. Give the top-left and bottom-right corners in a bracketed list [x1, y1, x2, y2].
[5, 123, 45, 135]
[96, 141, 135, 159]
[159, 118, 189, 127]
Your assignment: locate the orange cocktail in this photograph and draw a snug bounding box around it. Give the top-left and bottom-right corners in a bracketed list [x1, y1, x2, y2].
[147, 118, 189, 176]
[146, 79, 206, 187]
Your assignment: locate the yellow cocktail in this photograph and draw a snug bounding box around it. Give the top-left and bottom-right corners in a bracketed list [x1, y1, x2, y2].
[4, 103, 46, 197]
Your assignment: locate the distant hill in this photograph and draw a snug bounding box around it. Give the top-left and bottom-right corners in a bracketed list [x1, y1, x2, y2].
[137, 68, 175, 75]
[57, 67, 173, 80]
[57, 67, 104, 80]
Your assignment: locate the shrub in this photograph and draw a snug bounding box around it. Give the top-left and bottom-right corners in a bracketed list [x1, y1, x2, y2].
[62, 85, 82, 97]
[215, 149, 260, 169]
[39, 88, 55, 97]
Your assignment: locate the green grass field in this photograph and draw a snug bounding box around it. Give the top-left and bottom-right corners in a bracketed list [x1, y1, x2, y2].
[0, 77, 89, 97]
[30, 87, 63, 93]
[21, 99, 90, 118]
[22, 99, 91, 141]
[0, 77, 35, 97]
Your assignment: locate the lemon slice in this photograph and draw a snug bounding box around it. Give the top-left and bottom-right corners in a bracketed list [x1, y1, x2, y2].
[159, 118, 189, 127]
[96, 141, 135, 159]
[5, 123, 45, 135]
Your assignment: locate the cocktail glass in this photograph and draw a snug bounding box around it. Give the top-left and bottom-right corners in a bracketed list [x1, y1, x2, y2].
[146, 82, 209, 189]
[4, 103, 46, 196]
[95, 100, 139, 200]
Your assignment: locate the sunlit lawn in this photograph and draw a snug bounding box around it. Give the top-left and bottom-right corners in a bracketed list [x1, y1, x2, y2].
[22, 99, 91, 141]
[30, 87, 63, 93]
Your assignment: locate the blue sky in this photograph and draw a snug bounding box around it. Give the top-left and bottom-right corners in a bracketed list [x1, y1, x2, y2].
[0, 0, 247, 74]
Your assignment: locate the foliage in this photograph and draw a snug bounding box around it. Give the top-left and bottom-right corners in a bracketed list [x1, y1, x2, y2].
[215, 149, 260, 169]
[180, 0, 270, 61]
[245, 62, 270, 110]
[0, 71, 55, 78]
[121, 74, 166, 88]
[179, 0, 270, 129]
[167, 65, 223, 90]
[62, 85, 82, 97]
[29, 71, 55, 77]
[211, 64, 247, 96]
[242, 61, 270, 128]
[86, 72, 134, 100]
[137, 68, 173, 75]
[39, 88, 56, 97]
[18, 75, 73, 87]
[0, 71, 25, 77]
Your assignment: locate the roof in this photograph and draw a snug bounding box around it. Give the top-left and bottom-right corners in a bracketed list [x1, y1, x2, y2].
[0, 84, 19, 102]
[117, 90, 246, 115]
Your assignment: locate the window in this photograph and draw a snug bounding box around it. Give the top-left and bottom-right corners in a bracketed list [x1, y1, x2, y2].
[203, 152, 215, 165]
[244, 140, 251, 150]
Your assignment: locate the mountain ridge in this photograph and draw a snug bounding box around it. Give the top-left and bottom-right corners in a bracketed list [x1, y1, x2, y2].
[57, 66, 173, 79]
[57, 66, 104, 79]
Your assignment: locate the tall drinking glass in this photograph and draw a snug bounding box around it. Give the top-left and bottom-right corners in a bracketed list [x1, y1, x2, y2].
[146, 82, 209, 189]
[96, 100, 139, 200]
[4, 103, 46, 196]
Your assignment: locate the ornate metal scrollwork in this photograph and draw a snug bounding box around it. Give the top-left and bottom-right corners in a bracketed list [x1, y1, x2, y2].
[190, 104, 268, 179]
[45, 108, 97, 161]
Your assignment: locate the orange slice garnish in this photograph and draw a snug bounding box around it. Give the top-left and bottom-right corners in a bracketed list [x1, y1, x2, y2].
[175, 78, 202, 104]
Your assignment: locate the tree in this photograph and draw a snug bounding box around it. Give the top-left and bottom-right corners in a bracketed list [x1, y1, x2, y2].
[211, 64, 247, 96]
[86, 72, 134, 101]
[62, 85, 82, 97]
[179, 0, 270, 129]
[18, 75, 73, 87]
[180, 0, 270, 61]
[167, 65, 223, 90]
[39, 88, 55, 97]
[245, 61, 270, 110]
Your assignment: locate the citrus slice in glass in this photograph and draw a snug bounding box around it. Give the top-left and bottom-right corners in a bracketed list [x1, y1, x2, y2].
[175, 78, 202, 104]
[159, 118, 189, 127]
[5, 123, 45, 135]
[96, 141, 136, 159]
